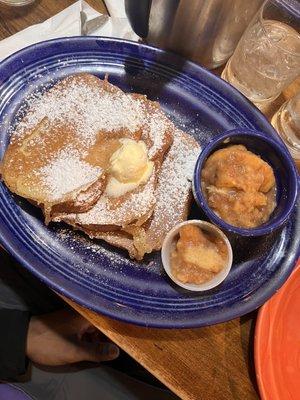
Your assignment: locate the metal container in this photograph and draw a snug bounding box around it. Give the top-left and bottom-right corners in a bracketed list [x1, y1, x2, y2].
[125, 0, 263, 69]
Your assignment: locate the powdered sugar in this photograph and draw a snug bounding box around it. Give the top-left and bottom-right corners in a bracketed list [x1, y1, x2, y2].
[12, 76, 146, 147]
[37, 147, 102, 201]
[55, 227, 162, 274]
[157, 130, 200, 210]
[58, 130, 200, 257]
[75, 170, 156, 226]
[147, 130, 201, 243]
[7, 73, 201, 261]
[146, 112, 171, 159]
[56, 228, 131, 270]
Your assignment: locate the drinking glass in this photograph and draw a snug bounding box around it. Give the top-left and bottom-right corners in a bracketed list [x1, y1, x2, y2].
[222, 0, 300, 111]
[271, 91, 300, 170]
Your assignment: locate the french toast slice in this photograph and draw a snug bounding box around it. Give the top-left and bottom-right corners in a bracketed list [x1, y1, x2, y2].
[138, 130, 200, 257]
[54, 165, 158, 231]
[1, 73, 148, 219]
[82, 229, 137, 259]
[53, 98, 174, 231]
[81, 130, 200, 260]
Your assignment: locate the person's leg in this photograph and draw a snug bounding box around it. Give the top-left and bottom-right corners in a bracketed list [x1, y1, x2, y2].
[1, 249, 179, 399]
[0, 249, 64, 380]
[14, 363, 179, 400]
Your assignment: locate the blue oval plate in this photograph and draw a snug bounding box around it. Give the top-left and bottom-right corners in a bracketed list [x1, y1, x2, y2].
[0, 37, 299, 328]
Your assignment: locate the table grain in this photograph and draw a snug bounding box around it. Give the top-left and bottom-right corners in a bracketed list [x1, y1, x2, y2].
[1, 2, 299, 399]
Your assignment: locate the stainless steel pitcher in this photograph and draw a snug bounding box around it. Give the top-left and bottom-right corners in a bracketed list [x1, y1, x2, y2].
[125, 0, 263, 69]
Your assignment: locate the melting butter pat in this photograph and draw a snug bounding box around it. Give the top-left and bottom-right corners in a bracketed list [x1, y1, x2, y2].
[106, 138, 153, 198]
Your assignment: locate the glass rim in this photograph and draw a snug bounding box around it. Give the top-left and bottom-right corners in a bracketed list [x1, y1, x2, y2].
[257, 0, 300, 57]
[0, 0, 35, 5]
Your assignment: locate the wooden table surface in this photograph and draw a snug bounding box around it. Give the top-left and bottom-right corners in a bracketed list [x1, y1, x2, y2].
[1, 2, 299, 399]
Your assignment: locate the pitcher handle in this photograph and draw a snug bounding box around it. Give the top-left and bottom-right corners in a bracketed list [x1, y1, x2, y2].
[125, 0, 152, 38]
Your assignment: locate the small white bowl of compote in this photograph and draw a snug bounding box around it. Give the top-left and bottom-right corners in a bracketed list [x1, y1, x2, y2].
[161, 220, 233, 291]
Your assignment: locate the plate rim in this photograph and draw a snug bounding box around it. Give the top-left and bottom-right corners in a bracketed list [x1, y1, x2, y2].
[0, 36, 299, 328]
[255, 261, 300, 400]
